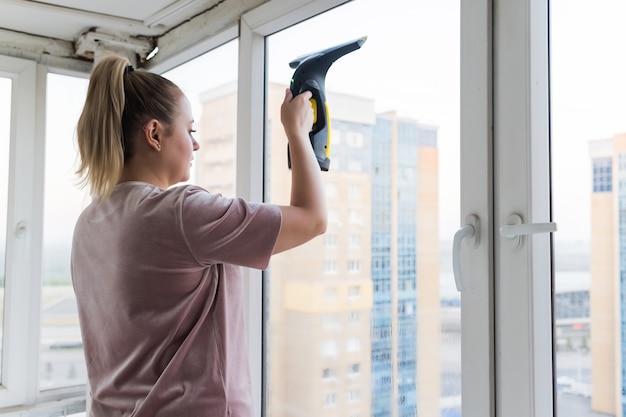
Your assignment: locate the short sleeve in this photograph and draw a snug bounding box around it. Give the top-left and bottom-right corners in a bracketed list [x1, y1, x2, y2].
[180, 187, 282, 270]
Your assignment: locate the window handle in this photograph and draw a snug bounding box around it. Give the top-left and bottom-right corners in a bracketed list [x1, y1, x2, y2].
[452, 214, 480, 292]
[499, 213, 557, 250]
[15, 220, 27, 237]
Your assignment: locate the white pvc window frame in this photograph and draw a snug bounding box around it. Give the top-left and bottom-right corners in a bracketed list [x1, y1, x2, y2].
[459, 0, 553, 415]
[240, 0, 496, 416]
[492, 0, 554, 415]
[0, 55, 47, 408]
[459, 0, 495, 415]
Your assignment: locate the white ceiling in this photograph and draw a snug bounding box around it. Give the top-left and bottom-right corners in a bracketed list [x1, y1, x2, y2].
[0, 0, 268, 69]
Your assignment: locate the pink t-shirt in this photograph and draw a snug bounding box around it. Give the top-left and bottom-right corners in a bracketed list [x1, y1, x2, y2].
[71, 182, 281, 417]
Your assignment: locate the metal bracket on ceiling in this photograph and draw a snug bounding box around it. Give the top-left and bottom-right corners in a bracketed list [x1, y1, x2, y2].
[75, 29, 156, 67]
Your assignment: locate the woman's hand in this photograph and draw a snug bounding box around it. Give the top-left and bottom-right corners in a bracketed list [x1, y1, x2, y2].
[280, 88, 314, 142]
[273, 88, 327, 254]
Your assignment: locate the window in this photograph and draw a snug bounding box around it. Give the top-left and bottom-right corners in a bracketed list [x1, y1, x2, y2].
[349, 286, 360, 298]
[349, 234, 361, 248]
[324, 261, 338, 275]
[347, 132, 364, 148]
[324, 234, 338, 248]
[40, 73, 90, 391]
[323, 393, 337, 407]
[322, 341, 338, 357]
[324, 286, 338, 302]
[348, 160, 363, 172]
[348, 260, 361, 274]
[348, 388, 361, 403]
[348, 209, 362, 224]
[331, 129, 341, 145]
[326, 183, 338, 197]
[261, 3, 460, 417]
[348, 311, 360, 323]
[323, 315, 340, 331]
[349, 362, 361, 376]
[592, 157, 612, 193]
[163, 40, 238, 194]
[348, 184, 362, 198]
[347, 337, 361, 353]
[551, 1, 626, 415]
[0, 56, 93, 412]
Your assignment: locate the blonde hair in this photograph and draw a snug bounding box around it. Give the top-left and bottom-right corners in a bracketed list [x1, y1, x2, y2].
[76, 53, 179, 200]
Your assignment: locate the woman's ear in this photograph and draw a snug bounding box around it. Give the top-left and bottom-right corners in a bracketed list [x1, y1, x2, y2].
[142, 120, 162, 151]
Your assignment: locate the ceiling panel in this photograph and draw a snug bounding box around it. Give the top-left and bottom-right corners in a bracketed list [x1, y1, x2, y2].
[0, 0, 222, 41]
[0, 0, 269, 69]
[32, 0, 177, 21]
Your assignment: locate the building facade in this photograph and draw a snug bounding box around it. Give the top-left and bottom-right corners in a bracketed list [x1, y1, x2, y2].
[589, 135, 624, 417]
[370, 113, 440, 417]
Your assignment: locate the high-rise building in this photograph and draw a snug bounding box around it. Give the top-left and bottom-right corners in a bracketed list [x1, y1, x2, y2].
[370, 112, 440, 417]
[196, 81, 238, 198]
[589, 135, 623, 417]
[198, 82, 440, 417]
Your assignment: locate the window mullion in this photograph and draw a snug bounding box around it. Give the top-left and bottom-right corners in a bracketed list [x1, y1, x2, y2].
[460, 0, 495, 416]
[493, 0, 553, 415]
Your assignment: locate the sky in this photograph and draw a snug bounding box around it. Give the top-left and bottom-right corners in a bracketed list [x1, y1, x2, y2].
[550, 0, 626, 243]
[2, 0, 626, 250]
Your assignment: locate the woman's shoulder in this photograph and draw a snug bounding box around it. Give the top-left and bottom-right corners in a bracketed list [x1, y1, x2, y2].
[168, 184, 227, 204]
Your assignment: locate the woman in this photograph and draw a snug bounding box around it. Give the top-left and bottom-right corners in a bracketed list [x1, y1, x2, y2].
[71, 53, 326, 416]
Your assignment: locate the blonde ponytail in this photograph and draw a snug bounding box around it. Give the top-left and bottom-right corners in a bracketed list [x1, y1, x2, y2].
[76, 53, 180, 200]
[76, 54, 128, 200]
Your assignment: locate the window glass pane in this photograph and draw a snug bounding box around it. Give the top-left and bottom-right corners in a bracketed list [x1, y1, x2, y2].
[40, 73, 90, 390]
[0, 77, 11, 384]
[264, 1, 460, 416]
[164, 40, 238, 194]
[551, 1, 626, 416]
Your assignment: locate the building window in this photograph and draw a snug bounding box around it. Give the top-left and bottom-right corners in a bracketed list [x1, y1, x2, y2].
[348, 210, 362, 224]
[324, 260, 338, 275]
[323, 315, 341, 331]
[326, 183, 338, 197]
[41, 73, 90, 391]
[349, 363, 361, 376]
[324, 286, 338, 301]
[348, 311, 360, 322]
[346, 131, 364, 147]
[348, 285, 360, 298]
[348, 234, 361, 248]
[592, 156, 612, 192]
[348, 260, 361, 274]
[347, 338, 361, 352]
[331, 128, 341, 145]
[322, 341, 338, 357]
[348, 388, 360, 403]
[348, 184, 362, 198]
[328, 209, 340, 225]
[323, 367, 335, 380]
[348, 160, 362, 172]
[325, 234, 338, 248]
[323, 393, 337, 407]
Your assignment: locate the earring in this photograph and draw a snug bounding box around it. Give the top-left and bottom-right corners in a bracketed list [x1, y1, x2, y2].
[156, 142, 161, 151]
